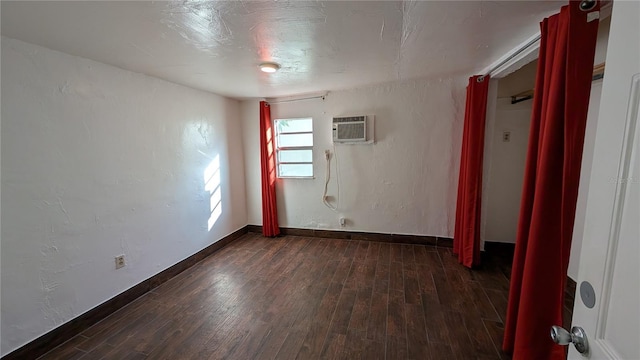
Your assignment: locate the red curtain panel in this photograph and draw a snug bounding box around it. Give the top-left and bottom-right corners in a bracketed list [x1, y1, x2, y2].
[503, 2, 599, 358]
[453, 75, 490, 268]
[259, 101, 280, 237]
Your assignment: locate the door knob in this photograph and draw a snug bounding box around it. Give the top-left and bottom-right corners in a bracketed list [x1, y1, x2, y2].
[550, 325, 589, 355]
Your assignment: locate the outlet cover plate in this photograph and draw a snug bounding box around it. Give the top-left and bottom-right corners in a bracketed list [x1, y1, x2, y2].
[115, 255, 125, 269]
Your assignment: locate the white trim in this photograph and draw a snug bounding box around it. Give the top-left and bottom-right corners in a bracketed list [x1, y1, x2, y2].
[595, 74, 640, 341]
[480, 79, 499, 250]
[266, 92, 328, 104]
[481, 2, 613, 80]
[479, 32, 541, 79]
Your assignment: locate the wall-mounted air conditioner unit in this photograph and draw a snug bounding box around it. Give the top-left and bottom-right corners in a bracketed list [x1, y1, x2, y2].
[332, 115, 374, 143]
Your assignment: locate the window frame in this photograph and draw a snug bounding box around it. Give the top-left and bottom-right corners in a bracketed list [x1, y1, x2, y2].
[274, 117, 314, 179]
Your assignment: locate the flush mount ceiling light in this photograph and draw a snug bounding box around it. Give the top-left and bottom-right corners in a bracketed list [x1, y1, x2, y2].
[259, 62, 280, 73]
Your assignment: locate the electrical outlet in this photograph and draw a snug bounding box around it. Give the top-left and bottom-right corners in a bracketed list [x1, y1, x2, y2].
[115, 255, 126, 269]
[503, 131, 511, 142]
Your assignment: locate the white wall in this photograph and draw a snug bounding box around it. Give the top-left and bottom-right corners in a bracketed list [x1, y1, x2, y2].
[241, 77, 467, 237]
[483, 98, 533, 243]
[496, 61, 537, 98]
[240, 101, 262, 226]
[0, 37, 247, 355]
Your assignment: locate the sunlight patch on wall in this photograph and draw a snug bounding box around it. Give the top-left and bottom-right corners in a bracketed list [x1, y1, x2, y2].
[204, 154, 222, 231]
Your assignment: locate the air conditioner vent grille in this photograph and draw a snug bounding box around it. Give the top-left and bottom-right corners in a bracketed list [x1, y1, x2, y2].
[332, 115, 371, 143]
[337, 123, 365, 140]
[333, 116, 366, 123]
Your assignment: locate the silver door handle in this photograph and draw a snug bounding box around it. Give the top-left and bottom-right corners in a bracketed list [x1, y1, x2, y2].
[550, 325, 589, 355]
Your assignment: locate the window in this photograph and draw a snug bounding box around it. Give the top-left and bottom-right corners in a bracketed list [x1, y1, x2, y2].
[274, 117, 313, 178]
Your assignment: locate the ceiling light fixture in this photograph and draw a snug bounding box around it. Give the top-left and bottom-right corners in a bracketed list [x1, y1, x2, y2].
[259, 62, 280, 73]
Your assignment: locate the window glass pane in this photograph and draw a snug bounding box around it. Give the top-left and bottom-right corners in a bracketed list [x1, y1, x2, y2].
[278, 149, 313, 163]
[279, 163, 313, 178]
[277, 133, 313, 147]
[276, 118, 313, 134]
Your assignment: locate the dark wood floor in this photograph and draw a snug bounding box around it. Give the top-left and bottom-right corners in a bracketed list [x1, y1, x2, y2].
[38, 234, 517, 360]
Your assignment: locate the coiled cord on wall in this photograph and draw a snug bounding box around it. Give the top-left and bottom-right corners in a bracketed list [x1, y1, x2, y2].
[322, 146, 340, 212]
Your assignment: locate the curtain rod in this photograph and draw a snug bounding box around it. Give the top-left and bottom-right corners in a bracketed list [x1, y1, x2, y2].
[478, 34, 541, 82]
[478, 0, 598, 82]
[267, 94, 327, 105]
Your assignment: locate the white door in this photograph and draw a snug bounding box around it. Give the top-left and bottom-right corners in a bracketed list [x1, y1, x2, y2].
[567, 2, 640, 359]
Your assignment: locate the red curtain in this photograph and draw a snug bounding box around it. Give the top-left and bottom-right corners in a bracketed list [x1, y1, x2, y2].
[259, 101, 280, 237]
[454, 75, 490, 268]
[503, 2, 599, 358]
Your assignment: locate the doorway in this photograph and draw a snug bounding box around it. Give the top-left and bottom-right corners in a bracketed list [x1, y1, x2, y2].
[479, 15, 612, 329]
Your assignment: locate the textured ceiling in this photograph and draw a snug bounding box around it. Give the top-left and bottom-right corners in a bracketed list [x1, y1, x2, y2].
[1, 1, 564, 99]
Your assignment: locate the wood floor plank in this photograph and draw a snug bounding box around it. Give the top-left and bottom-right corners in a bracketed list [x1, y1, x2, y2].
[485, 288, 509, 323]
[373, 262, 390, 295]
[78, 341, 115, 359]
[390, 243, 403, 263]
[342, 329, 366, 359]
[366, 292, 388, 343]
[386, 289, 406, 339]
[37, 335, 88, 360]
[342, 240, 359, 259]
[163, 313, 234, 358]
[405, 303, 430, 359]
[347, 286, 373, 334]
[254, 326, 289, 360]
[361, 261, 378, 290]
[361, 339, 386, 360]
[474, 271, 511, 292]
[468, 280, 502, 322]
[276, 330, 308, 360]
[327, 288, 357, 335]
[443, 311, 475, 359]
[203, 316, 254, 359]
[433, 272, 470, 313]
[416, 266, 438, 301]
[320, 332, 347, 359]
[100, 345, 148, 360]
[377, 242, 391, 265]
[296, 281, 344, 358]
[464, 312, 501, 359]
[226, 320, 272, 360]
[386, 336, 409, 360]
[354, 240, 370, 261]
[327, 238, 350, 258]
[423, 299, 452, 345]
[402, 244, 416, 264]
[75, 296, 156, 352]
[143, 311, 211, 358]
[365, 242, 381, 263]
[332, 256, 355, 287]
[133, 317, 181, 354]
[414, 245, 431, 265]
[403, 264, 422, 305]
[103, 300, 170, 347]
[483, 319, 512, 360]
[427, 342, 456, 360]
[389, 260, 404, 292]
[344, 261, 365, 290]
